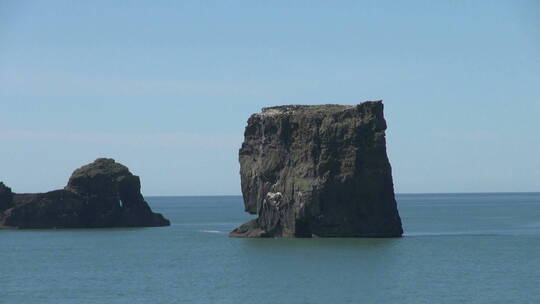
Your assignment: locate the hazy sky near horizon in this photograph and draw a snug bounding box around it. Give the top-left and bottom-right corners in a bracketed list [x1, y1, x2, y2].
[1, 0, 539, 195]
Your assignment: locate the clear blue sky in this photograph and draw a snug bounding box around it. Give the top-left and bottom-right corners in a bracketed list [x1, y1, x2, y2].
[1, 0, 539, 195]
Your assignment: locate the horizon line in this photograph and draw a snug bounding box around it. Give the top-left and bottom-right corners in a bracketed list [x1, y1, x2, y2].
[144, 191, 540, 197]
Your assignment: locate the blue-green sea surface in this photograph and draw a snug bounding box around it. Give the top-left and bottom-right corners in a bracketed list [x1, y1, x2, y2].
[2, 193, 540, 304]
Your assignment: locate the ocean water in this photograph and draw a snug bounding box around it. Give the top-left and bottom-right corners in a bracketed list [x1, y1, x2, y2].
[2, 193, 540, 304]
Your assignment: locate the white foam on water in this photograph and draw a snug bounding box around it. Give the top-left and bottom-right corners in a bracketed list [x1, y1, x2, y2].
[405, 231, 502, 237]
[199, 230, 223, 234]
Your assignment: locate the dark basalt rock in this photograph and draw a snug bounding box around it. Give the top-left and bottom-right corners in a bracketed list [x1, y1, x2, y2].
[0, 158, 170, 229]
[230, 100, 403, 238]
[0, 182, 14, 213]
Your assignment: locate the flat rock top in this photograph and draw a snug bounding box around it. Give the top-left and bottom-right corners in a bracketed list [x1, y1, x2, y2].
[258, 100, 381, 117]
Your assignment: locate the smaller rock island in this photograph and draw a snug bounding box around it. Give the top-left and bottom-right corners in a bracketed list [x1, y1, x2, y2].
[0, 158, 170, 229]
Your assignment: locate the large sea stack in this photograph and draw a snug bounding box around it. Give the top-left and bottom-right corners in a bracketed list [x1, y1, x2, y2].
[0, 158, 170, 228]
[230, 100, 403, 238]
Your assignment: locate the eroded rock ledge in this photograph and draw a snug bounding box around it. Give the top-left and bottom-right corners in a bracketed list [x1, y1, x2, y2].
[0, 158, 170, 228]
[230, 100, 403, 238]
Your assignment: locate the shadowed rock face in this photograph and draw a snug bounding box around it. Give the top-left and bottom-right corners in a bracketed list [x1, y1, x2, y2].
[0, 182, 14, 213]
[0, 158, 170, 229]
[230, 100, 403, 238]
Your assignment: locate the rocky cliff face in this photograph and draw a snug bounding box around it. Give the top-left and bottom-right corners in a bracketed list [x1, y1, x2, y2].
[0, 182, 14, 213]
[0, 158, 170, 228]
[230, 101, 403, 237]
